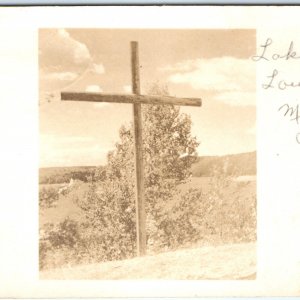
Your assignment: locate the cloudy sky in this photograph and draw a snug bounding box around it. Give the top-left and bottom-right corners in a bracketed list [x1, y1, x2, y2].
[39, 29, 256, 167]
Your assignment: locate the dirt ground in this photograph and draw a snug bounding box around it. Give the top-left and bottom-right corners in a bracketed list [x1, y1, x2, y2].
[40, 242, 256, 280]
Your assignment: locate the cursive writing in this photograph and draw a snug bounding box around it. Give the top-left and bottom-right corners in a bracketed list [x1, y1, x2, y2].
[296, 132, 300, 144]
[253, 38, 300, 144]
[278, 103, 300, 124]
[278, 103, 300, 143]
[252, 38, 300, 62]
[262, 69, 300, 90]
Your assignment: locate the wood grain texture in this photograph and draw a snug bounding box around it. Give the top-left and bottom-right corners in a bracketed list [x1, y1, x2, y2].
[131, 41, 147, 256]
[61, 92, 202, 107]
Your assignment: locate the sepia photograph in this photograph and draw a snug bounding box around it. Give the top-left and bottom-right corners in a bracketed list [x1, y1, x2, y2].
[2, 5, 300, 297]
[39, 29, 256, 280]
[38, 29, 257, 280]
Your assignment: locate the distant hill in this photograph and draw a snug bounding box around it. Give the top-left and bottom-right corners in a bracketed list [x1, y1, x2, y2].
[191, 151, 256, 177]
[39, 151, 256, 184]
[39, 166, 99, 184]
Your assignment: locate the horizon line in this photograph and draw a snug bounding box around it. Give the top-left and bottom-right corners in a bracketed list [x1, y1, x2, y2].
[39, 149, 256, 169]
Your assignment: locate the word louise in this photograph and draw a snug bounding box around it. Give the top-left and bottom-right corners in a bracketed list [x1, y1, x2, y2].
[262, 69, 300, 90]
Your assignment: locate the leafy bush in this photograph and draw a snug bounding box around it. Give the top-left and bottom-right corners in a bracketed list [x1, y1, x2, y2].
[39, 218, 82, 270]
[146, 169, 256, 252]
[203, 169, 256, 243]
[39, 186, 59, 209]
[78, 180, 137, 262]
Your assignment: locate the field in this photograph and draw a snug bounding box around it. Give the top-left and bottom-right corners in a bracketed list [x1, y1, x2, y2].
[39, 183, 86, 226]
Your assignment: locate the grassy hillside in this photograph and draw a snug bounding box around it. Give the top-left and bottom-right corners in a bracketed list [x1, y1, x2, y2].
[40, 242, 256, 280]
[191, 151, 256, 177]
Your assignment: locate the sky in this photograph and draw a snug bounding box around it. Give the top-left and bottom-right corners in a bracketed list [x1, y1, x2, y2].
[39, 29, 256, 167]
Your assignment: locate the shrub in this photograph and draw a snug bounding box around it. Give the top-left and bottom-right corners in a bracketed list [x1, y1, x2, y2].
[39, 186, 58, 209]
[78, 180, 137, 262]
[146, 166, 256, 251]
[39, 218, 82, 270]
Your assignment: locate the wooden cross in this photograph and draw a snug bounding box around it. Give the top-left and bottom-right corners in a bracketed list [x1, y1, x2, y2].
[61, 41, 202, 257]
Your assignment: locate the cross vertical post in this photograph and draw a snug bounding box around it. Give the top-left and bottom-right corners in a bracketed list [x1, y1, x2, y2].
[131, 41, 147, 256]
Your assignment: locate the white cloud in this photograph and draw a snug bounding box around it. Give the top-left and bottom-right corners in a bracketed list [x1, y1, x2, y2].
[85, 85, 103, 92]
[73, 43, 90, 64]
[45, 71, 78, 81]
[40, 29, 91, 69]
[93, 63, 105, 74]
[164, 57, 255, 106]
[123, 85, 132, 93]
[167, 57, 254, 91]
[39, 29, 106, 92]
[56, 28, 91, 64]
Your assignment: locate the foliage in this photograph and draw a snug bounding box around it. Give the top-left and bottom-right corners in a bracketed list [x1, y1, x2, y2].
[111, 85, 198, 182]
[39, 186, 59, 209]
[78, 181, 137, 261]
[203, 168, 257, 243]
[39, 218, 81, 270]
[147, 167, 256, 252]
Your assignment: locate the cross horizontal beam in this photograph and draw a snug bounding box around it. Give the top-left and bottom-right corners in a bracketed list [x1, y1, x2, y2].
[61, 91, 202, 107]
